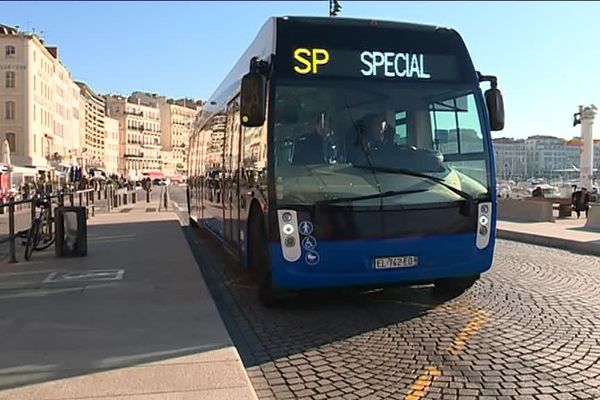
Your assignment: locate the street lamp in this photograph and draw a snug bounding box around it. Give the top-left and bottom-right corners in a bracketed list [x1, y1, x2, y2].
[329, 0, 342, 16]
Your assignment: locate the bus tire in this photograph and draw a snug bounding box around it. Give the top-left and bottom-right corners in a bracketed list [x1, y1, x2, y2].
[433, 275, 479, 296]
[248, 207, 288, 307]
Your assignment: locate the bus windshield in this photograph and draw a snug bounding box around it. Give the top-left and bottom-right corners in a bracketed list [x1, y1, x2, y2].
[273, 80, 491, 207]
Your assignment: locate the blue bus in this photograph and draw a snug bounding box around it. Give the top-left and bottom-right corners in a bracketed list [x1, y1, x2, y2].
[188, 16, 504, 305]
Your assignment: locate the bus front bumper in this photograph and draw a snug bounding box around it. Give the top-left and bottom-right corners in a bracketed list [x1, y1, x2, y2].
[269, 233, 495, 290]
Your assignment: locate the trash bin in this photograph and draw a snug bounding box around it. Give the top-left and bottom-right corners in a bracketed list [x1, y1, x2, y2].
[55, 206, 87, 257]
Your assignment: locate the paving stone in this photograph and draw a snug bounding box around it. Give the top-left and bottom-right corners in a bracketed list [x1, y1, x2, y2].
[192, 228, 600, 400]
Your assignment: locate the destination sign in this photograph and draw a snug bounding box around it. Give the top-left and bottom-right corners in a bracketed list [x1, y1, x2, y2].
[288, 47, 461, 81]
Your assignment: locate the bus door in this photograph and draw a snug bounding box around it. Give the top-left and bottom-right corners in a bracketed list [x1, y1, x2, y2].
[224, 96, 242, 250]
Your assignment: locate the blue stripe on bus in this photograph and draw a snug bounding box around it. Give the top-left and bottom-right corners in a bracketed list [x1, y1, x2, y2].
[268, 232, 495, 289]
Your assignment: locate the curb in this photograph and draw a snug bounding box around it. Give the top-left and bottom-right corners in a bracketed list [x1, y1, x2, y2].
[497, 229, 600, 257]
[182, 226, 260, 399]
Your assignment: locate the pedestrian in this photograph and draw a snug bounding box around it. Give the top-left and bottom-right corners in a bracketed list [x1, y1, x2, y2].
[571, 187, 591, 218]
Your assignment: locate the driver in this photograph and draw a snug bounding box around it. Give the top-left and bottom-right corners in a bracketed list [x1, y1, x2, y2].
[347, 113, 395, 164]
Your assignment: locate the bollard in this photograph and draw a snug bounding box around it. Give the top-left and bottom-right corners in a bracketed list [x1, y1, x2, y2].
[85, 191, 89, 207]
[123, 193, 128, 205]
[132, 192, 136, 204]
[69, 193, 74, 207]
[0, 199, 4, 215]
[146, 191, 150, 203]
[8, 203, 16, 263]
[79, 192, 83, 206]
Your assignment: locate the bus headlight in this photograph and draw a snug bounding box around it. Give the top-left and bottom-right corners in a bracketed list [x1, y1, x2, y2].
[282, 224, 294, 235]
[476, 202, 492, 250]
[277, 210, 301, 262]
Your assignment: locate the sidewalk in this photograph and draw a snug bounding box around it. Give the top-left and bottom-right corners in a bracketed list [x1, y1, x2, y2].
[0, 200, 257, 399]
[497, 217, 600, 256]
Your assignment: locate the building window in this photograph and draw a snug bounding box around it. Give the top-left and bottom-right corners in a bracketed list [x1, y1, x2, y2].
[5, 101, 15, 120]
[5, 132, 16, 152]
[5, 71, 15, 88]
[5, 45, 15, 58]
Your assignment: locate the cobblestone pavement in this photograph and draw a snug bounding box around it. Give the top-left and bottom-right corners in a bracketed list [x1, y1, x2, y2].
[186, 227, 600, 400]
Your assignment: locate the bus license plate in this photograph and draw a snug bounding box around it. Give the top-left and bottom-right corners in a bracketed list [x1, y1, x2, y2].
[374, 256, 418, 269]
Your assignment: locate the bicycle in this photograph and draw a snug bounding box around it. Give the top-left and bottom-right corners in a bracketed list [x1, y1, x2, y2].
[24, 194, 55, 260]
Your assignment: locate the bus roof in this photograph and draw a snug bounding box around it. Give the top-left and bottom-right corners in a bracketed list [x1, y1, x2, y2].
[277, 15, 453, 33]
[198, 15, 465, 128]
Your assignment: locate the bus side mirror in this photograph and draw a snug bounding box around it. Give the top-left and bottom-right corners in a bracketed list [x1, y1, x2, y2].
[484, 87, 504, 131]
[240, 70, 266, 127]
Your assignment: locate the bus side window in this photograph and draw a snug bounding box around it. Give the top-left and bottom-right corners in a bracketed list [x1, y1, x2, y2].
[394, 111, 408, 145]
[429, 94, 483, 155]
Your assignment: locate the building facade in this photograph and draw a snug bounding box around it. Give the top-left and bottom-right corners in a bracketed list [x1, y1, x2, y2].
[159, 98, 201, 177]
[493, 138, 529, 180]
[0, 24, 81, 168]
[106, 94, 162, 178]
[76, 81, 106, 168]
[104, 117, 119, 174]
[494, 135, 600, 180]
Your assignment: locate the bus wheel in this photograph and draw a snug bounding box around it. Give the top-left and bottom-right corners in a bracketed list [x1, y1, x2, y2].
[248, 210, 290, 307]
[248, 210, 274, 304]
[433, 275, 479, 297]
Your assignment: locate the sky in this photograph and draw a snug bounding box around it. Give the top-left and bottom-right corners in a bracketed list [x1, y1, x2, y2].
[3, 1, 600, 140]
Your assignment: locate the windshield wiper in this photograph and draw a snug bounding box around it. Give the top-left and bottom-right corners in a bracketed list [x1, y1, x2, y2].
[341, 95, 383, 198]
[352, 165, 476, 215]
[315, 188, 428, 207]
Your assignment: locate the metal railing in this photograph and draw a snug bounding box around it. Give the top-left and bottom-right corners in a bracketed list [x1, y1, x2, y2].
[1, 185, 151, 263]
[0, 189, 95, 263]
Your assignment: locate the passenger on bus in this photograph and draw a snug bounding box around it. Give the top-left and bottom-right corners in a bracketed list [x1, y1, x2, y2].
[291, 113, 334, 165]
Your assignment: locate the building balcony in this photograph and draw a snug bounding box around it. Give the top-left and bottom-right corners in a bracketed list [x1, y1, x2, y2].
[142, 143, 161, 149]
[124, 154, 144, 159]
[124, 110, 144, 117]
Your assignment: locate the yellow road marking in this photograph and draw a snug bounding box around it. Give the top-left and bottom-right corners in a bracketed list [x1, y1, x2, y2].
[403, 305, 489, 398]
[447, 310, 489, 355]
[404, 366, 441, 400]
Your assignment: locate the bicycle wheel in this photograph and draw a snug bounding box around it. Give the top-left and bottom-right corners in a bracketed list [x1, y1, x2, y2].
[24, 218, 41, 260]
[35, 211, 55, 250]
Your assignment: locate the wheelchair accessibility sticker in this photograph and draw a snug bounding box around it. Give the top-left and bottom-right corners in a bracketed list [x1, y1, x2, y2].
[302, 236, 317, 251]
